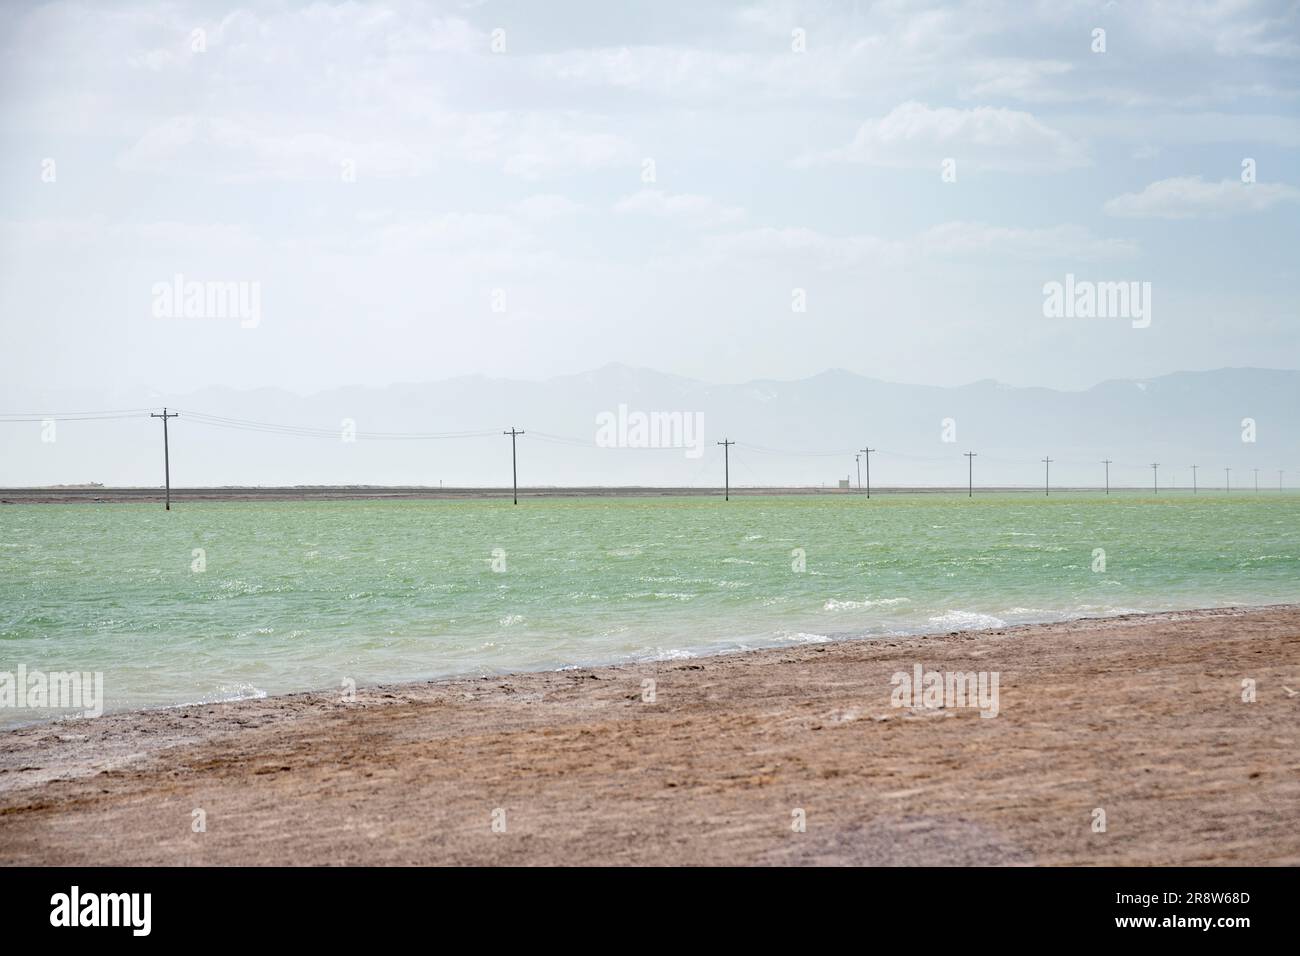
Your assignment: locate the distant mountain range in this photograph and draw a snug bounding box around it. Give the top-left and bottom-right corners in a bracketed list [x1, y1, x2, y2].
[3, 366, 1297, 488]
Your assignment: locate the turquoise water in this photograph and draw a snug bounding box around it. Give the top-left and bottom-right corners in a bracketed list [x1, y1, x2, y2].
[1, 493, 1297, 725]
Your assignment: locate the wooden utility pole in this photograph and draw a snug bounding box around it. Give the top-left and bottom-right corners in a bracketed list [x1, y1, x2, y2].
[1150, 462, 1159, 495]
[855, 453, 861, 491]
[1253, 468, 1259, 494]
[1101, 459, 1111, 495]
[1225, 467, 1231, 493]
[1042, 456, 1052, 496]
[503, 427, 524, 504]
[1191, 464, 1198, 495]
[717, 439, 734, 500]
[860, 447, 875, 498]
[150, 408, 178, 510]
[963, 451, 976, 497]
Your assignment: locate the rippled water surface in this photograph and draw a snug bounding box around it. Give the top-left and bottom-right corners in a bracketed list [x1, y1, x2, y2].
[2, 493, 1297, 724]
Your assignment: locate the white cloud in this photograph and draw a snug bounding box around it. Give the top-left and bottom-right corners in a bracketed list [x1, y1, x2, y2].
[688, 219, 1136, 273]
[1104, 176, 1300, 219]
[512, 194, 585, 220]
[803, 101, 1089, 172]
[117, 116, 431, 182]
[499, 120, 631, 180]
[116, 112, 633, 183]
[696, 226, 903, 272]
[959, 59, 1076, 102]
[918, 222, 1139, 260]
[613, 190, 744, 226]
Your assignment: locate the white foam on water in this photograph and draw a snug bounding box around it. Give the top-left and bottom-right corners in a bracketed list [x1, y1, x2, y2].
[824, 597, 911, 611]
[789, 632, 831, 643]
[927, 610, 1007, 631]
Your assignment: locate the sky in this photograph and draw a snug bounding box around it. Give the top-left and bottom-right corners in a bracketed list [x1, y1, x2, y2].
[1, 0, 1298, 400]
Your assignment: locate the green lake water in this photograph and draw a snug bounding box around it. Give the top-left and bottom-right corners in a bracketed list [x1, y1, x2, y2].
[1, 493, 1297, 724]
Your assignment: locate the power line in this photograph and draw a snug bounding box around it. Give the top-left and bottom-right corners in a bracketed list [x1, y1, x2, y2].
[2, 406, 1298, 492]
[179, 410, 498, 441]
[0, 409, 153, 422]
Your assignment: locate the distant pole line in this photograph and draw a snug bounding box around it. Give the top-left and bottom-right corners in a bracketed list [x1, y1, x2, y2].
[717, 439, 735, 500]
[860, 447, 875, 498]
[3, 407, 1299, 498]
[1042, 456, 1052, 497]
[149, 408, 178, 510]
[503, 427, 524, 504]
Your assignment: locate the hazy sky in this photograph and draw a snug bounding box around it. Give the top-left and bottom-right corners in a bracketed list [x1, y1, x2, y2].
[1, 0, 1297, 398]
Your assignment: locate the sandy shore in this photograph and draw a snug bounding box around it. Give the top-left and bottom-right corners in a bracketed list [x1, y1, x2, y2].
[1, 605, 1296, 866]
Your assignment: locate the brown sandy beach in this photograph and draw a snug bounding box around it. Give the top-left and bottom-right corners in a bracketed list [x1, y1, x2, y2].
[1, 605, 1296, 866]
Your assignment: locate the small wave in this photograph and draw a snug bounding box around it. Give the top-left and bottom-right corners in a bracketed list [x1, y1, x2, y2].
[927, 610, 1007, 630]
[824, 597, 911, 611]
[210, 683, 268, 704]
